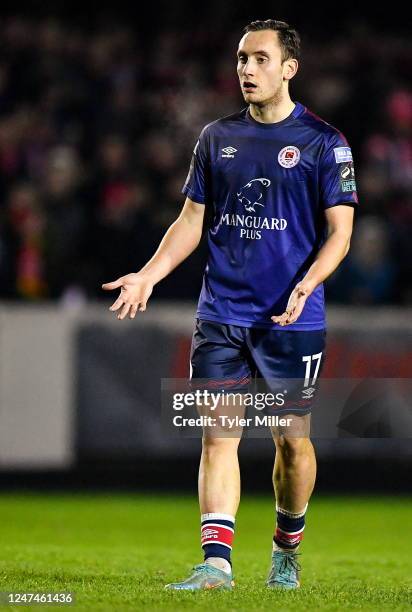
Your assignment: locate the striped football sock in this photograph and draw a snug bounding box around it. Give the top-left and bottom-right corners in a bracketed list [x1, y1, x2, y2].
[273, 503, 307, 551]
[201, 512, 235, 572]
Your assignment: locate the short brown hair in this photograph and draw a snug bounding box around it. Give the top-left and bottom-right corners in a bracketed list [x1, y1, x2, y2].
[243, 20, 301, 62]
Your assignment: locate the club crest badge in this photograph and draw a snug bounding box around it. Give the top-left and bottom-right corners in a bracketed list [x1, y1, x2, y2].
[278, 146, 301, 168]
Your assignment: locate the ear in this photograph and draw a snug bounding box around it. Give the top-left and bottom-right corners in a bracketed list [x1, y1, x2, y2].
[283, 58, 299, 81]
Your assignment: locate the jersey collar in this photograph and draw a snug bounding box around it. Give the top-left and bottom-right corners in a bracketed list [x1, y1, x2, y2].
[245, 102, 305, 129]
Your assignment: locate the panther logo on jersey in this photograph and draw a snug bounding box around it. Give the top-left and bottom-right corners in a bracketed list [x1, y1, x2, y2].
[236, 178, 271, 212]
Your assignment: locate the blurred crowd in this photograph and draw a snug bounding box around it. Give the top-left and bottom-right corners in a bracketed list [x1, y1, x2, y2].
[0, 16, 411, 304]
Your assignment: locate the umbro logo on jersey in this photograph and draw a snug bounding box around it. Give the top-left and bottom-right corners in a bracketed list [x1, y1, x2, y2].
[222, 146, 237, 158]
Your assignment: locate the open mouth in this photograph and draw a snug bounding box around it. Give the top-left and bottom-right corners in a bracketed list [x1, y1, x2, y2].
[243, 81, 257, 91]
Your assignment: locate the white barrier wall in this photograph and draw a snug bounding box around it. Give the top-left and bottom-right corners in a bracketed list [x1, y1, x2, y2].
[0, 307, 75, 469]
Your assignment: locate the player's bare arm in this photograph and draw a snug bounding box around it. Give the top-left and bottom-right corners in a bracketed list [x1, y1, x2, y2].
[272, 205, 354, 326]
[102, 198, 205, 320]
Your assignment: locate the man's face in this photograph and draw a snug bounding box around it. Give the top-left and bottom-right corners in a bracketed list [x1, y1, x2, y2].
[237, 30, 294, 105]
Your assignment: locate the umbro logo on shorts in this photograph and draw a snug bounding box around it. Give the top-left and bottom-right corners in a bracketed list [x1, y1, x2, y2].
[302, 387, 316, 399]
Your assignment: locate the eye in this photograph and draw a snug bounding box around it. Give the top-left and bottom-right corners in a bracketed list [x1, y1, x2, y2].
[257, 57, 267, 64]
[237, 56, 246, 63]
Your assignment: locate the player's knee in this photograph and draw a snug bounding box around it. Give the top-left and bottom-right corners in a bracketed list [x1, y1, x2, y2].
[275, 435, 312, 465]
[201, 434, 240, 455]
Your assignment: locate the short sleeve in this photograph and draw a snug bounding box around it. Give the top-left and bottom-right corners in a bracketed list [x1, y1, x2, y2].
[319, 131, 359, 209]
[181, 127, 210, 205]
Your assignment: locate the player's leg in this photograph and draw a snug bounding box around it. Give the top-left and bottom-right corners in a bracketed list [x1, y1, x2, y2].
[199, 435, 241, 516]
[247, 328, 326, 589]
[165, 320, 249, 590]
[198, 399, 245, 577]
[267, 429, 314, 588]
[272, 412, 315, 514]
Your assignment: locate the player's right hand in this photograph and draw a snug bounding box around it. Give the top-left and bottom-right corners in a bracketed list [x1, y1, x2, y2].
[101, 273, 154, 320]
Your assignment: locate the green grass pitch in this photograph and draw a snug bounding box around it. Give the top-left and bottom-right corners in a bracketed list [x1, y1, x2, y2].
[0, 493, 411, 610]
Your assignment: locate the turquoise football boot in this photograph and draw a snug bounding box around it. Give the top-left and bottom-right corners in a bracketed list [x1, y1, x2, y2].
[165, 563, 234, 590]
[266, 550, 301, 589]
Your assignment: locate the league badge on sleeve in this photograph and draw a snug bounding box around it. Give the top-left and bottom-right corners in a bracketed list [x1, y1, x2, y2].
[278, 146, 301, 168]
[340, 162, 357, 192]
[333, 147, 353, 163]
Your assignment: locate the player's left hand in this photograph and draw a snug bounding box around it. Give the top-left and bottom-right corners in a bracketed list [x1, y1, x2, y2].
[271, 281, 312, 326]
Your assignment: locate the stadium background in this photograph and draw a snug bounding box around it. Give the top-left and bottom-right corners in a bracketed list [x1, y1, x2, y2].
[0, 3, 411, 610]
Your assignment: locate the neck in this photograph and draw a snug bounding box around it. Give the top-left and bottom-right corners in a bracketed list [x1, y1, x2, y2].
[249, 92, 295, 124]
